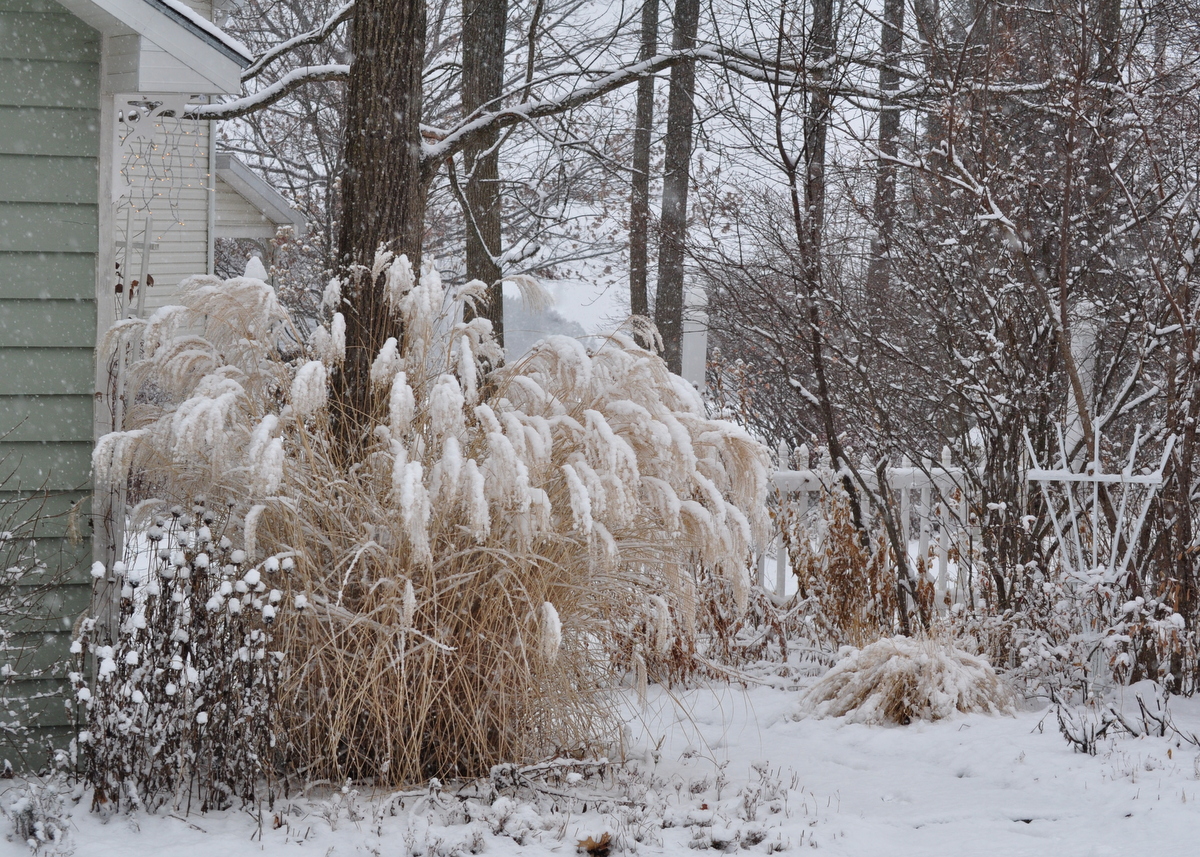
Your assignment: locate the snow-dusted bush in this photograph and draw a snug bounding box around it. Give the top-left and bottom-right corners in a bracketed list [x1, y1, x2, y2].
[73, 502, 287, 812]
[0, 486, 87, 765]
[1, 775, 73, 855]
[94, 253, 770, 784]
[797, 636, 1013, 724]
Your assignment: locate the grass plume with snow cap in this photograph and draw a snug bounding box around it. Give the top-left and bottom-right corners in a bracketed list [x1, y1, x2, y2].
[797, 636, 1015, 725]
[94, 251, 770, 786]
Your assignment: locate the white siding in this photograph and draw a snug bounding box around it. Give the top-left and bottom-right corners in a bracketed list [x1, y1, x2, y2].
[215, 175, 278, 238]
[139, 40, 227, 94]
[105, 32, 139, 92]
[114, 109, 211, 316]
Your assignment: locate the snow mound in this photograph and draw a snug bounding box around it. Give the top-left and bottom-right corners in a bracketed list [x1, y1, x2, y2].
[798, 636, 1014, 724]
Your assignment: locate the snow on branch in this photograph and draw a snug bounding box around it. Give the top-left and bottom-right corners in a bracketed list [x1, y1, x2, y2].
[421, 49, 710, 162]
[240, 1, 354, 82]
[189, 65, 350, 119]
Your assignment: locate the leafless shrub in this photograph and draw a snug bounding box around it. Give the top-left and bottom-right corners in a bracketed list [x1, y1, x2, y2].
[74, 503, 287, 813]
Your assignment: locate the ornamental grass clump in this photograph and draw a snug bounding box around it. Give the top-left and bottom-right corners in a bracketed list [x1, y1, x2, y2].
[95, 252, 770, 785]
[798, 636, 1014, 724]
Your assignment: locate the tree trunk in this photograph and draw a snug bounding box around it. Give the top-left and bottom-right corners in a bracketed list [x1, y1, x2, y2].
[629, 0, 659, 332]
[864, 0, 904, 315]
[653, 0, 699, 374]
[334, 0, 427, 451]
[1097, 0, 1121, 83]
[461, 0, 508, 348]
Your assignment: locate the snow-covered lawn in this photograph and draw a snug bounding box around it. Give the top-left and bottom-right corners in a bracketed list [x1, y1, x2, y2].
[6, 677, 1199, 856]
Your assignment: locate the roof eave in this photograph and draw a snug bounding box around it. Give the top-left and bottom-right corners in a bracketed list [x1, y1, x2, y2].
[55, 0, 249, 94]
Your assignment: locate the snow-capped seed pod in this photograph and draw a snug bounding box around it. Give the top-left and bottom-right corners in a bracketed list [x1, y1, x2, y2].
[322, 277, 342, 311]
[371, 337, 402, 388]
[428, 375, 466, 441]
[384, 253, 414, 310]
[561, 464, 593, 535]
[290, 360, 328, 417]
[330, 312, 346, 363]
[540, 601, 562, 661]
[433, 437, 463, 503]
[90, 562, 105, 580]
[244, 568, 261, 587]
[92, 429, 146, 487]
[389, 372, 415, 437]
[402, 579, 416, 631]
[464, 459, 489, 541]
[458, 335, 477, 404]
[649, 595, 673, 655]
[312, 326, 333, 363]
[244, 504, 266, 561]
[230, 549, 246, 565]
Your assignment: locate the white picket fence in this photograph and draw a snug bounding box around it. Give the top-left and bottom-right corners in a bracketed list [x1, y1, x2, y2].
[762, 442, 979, 612]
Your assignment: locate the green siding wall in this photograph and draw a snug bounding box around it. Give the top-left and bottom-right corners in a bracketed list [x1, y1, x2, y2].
[0, 0, 98, 764]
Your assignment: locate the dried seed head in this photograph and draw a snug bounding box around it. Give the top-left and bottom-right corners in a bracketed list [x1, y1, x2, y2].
[402, 579, 416, 631]
[540, 601, 562, 661]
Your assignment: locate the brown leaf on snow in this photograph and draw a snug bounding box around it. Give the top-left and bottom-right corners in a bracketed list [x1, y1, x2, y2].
[577, 832, 611, 856]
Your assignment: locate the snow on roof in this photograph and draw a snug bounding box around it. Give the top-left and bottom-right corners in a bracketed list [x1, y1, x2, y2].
[148, 0, 252, 65]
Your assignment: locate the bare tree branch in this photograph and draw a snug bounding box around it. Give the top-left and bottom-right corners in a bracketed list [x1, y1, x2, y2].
[241, 1, 354, 82]
[189, 64, 349, 119]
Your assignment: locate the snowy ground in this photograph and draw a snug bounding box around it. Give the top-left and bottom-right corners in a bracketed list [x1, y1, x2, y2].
[5, 671, 1199, 857]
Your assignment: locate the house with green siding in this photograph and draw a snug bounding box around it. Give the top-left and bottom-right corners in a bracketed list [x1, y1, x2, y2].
[0, 0, 250, 765]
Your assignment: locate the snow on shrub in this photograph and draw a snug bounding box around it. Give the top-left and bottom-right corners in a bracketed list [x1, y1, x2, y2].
[73, 502, 288, 813]
[94, 255, 770, 785]
[797, 636, 1013, 724]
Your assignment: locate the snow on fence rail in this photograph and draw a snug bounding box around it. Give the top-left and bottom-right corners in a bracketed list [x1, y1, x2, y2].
[763, 442, 979, 613]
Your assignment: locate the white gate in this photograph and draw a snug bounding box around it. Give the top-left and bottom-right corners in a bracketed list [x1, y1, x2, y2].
[764, 443, 978, 612]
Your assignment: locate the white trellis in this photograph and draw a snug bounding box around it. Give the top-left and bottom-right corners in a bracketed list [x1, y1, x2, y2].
[1024, 425, 1174, 580]
[765, 443, 978, 612]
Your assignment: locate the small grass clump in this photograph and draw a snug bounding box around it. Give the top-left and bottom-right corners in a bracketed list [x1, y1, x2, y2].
[798, 636, 1013, 724]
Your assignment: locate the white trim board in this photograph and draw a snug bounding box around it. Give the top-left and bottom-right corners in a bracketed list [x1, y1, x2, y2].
[55, 0, 249, 93]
